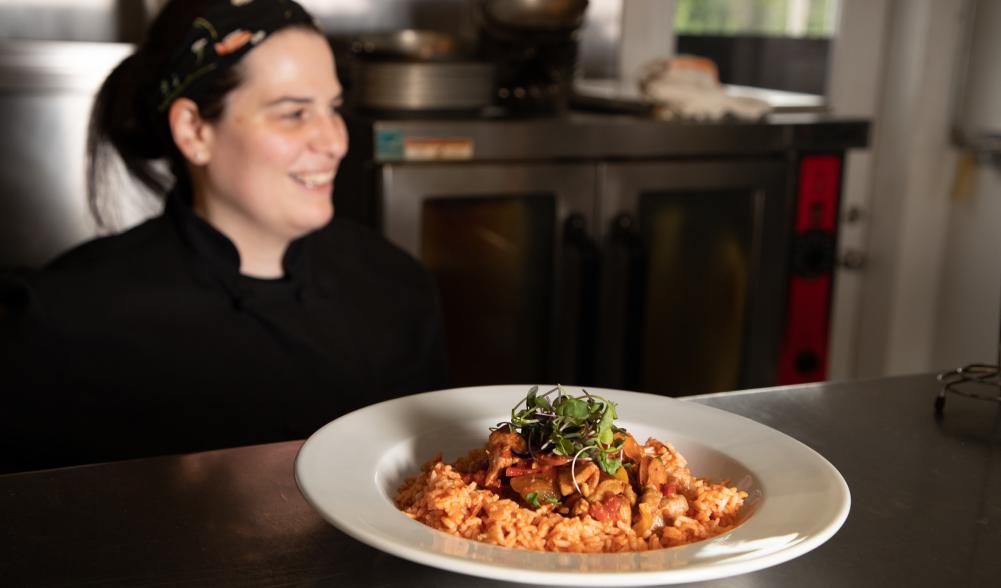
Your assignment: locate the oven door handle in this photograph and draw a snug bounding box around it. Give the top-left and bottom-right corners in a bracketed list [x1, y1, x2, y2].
[554, 213, 599, 385]
[595, 212, 647, 389]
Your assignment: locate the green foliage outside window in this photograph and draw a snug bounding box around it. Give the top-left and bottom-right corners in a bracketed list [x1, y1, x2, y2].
[674, 0, 839, 38]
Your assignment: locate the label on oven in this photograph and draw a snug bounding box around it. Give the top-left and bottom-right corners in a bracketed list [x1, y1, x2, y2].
[376, 131, 475, 161]
[404, 137, 475, 161]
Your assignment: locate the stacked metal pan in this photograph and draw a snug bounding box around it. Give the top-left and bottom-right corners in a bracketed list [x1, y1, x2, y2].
[348, 30, 495, 114]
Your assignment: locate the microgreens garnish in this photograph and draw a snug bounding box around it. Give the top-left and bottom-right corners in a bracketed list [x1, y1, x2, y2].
[493, 385, 625, 475]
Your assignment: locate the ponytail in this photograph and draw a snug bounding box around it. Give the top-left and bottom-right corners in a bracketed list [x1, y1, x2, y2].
[87, 49, 176, 229]
[86, 0, 247, 230]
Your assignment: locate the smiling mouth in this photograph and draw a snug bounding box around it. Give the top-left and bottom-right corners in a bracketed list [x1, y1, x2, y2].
[290, 171, 336, 189]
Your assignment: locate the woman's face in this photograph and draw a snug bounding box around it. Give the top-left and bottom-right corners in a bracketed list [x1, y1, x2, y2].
[197, 28, 346, 245]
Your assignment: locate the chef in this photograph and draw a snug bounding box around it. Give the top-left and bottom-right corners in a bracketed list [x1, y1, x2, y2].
[0, 0, 449, 473]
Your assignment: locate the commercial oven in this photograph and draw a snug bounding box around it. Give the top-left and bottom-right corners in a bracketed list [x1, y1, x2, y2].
[350, 114, 868, 396]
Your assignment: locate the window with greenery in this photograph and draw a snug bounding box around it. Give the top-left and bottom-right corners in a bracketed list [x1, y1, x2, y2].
[673, 0, 840, 95]
[675, 0, 839, 38]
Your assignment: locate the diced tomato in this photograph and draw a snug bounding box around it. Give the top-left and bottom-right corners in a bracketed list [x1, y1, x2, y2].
[661, 483, 677, 496]
[588, 501, 609, 521]
[605, 495, 622, 515]
[588, 495, 623, 522]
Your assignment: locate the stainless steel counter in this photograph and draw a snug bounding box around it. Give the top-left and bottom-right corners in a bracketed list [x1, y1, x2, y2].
[1, 373, 997, 587]
[365, 113, 869, 162]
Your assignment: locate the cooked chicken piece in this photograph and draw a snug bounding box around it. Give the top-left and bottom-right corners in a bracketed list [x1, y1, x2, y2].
[557, 465, 574, 496]
[570, 495, 590, 517]
[645, 438, 688, 469]
[556, 461, 600, 497]
[638, 454, 669, 488]
[589, 478, 627, 503]
[557, 493, 584, 516]
[659, 493, 689, 523]
[665, 469, 696, 494]
[631, 486, 665, 537]
[622, 481, 638, 506]
[616, 496, 633, 525]
[612, 464, 638, 505]
[576, 462, 601, 497]
[483, 429, 527, 488]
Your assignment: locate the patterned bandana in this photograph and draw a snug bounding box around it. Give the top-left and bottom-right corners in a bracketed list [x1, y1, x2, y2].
[157, 0, 315, 112]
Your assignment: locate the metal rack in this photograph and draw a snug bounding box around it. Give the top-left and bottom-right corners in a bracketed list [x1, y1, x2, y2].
[936, 314, 1001, 416]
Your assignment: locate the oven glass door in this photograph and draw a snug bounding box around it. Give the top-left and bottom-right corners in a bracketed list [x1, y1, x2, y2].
[381, 163, 597, 387]
[600, 160, 791, 396]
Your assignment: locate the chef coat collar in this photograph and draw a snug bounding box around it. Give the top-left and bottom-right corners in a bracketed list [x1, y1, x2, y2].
[164, 191, 315, 299]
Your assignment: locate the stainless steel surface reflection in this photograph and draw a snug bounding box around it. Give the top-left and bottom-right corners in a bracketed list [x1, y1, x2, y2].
[0, 42, 136, 269]
[1, 374, 999, 587]
[0, 0, 120, 42]
[0, 0, 473, 43]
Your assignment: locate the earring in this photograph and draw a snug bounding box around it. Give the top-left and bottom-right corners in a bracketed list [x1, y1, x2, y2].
[193, 151, 207, 164]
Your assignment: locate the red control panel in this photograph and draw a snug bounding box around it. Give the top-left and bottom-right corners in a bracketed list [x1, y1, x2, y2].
[778, 155, 842, 385]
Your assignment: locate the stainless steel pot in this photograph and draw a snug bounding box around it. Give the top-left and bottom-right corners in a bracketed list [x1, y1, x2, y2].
[348, 30, 495, 113]
[351, 61, 495, 112]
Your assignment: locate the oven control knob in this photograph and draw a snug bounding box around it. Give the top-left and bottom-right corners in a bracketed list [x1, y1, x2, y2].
[791, 229, 835, 278]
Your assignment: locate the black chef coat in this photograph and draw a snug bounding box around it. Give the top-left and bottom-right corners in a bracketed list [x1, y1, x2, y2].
[0, 193, 450, 472]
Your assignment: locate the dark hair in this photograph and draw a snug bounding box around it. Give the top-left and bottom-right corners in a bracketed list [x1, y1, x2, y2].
[87, 0, 318, 229]
[87, 0, 241, 228]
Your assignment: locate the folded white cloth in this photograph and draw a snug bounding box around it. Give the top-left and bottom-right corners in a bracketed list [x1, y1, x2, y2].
[639, 56, 772, 122]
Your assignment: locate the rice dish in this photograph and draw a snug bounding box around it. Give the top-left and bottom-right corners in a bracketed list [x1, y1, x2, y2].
[394, 386, 747, 553]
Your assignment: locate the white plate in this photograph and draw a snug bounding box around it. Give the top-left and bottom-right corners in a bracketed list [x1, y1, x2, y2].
[295, 386, 849, 586]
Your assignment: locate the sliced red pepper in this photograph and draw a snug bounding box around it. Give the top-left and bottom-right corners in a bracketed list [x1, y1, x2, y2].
[505, 464, 554, 478]
[661, 483, 677, 495]
[505, 466, 533, 477]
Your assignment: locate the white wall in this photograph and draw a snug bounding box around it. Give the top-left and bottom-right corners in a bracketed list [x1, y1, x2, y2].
[931, 0, 1001, 370]
[830, 0, 1001, 378]
[933, 163, 1001, 369]
[824, 0, 891, 379]
[863, 0, 964, 375]
[618, 0, 676, 83]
